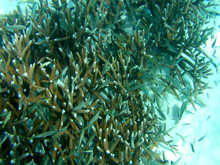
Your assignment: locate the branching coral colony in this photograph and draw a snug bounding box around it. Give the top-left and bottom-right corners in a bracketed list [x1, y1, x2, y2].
[0, 0, 219, 164]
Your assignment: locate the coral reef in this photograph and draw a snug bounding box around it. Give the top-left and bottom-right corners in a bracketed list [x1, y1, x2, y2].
[0, 0, 218, 164]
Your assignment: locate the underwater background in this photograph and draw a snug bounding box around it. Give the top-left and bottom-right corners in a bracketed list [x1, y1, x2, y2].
[0, 0, 220, 164]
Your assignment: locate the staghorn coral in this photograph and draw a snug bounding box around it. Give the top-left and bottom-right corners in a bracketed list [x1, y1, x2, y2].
[0, 0, 218, 164]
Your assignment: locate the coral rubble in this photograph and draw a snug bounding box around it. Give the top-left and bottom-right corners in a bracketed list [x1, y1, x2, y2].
[0, 0, 219, 164]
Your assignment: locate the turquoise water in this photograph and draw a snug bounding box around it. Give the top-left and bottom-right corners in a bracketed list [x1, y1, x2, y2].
[1, 0, 220, 164]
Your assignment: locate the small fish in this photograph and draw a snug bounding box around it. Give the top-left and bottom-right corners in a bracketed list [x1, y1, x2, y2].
[207, 115, 211, 121]
[83, 132, 96, 149]
[6, 24, 26, 30]
[54, 126, 68, 137]
[190, 143, 195, 152]
[190, 139, 195, 153]
[179, 101, 188, 120]
[171, 155, 182, 165]
[156, 107, 166, 120]
[0, 134, 8, 147]
[182, 123, 190, 126]
[134, 5, 145, 12]
[207, 92, 209, 99]
[176, 133, 186, 142]
[80, 111, 100, 132]
[31, 2, 37, 18]
[212, 37, 218, 48]
[208, 11, 220, 17]
[73, 100, 87, 111]
[32, 130, 55, 139]
[16, 153, 29, 162]
[197, 135, 206, 142]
